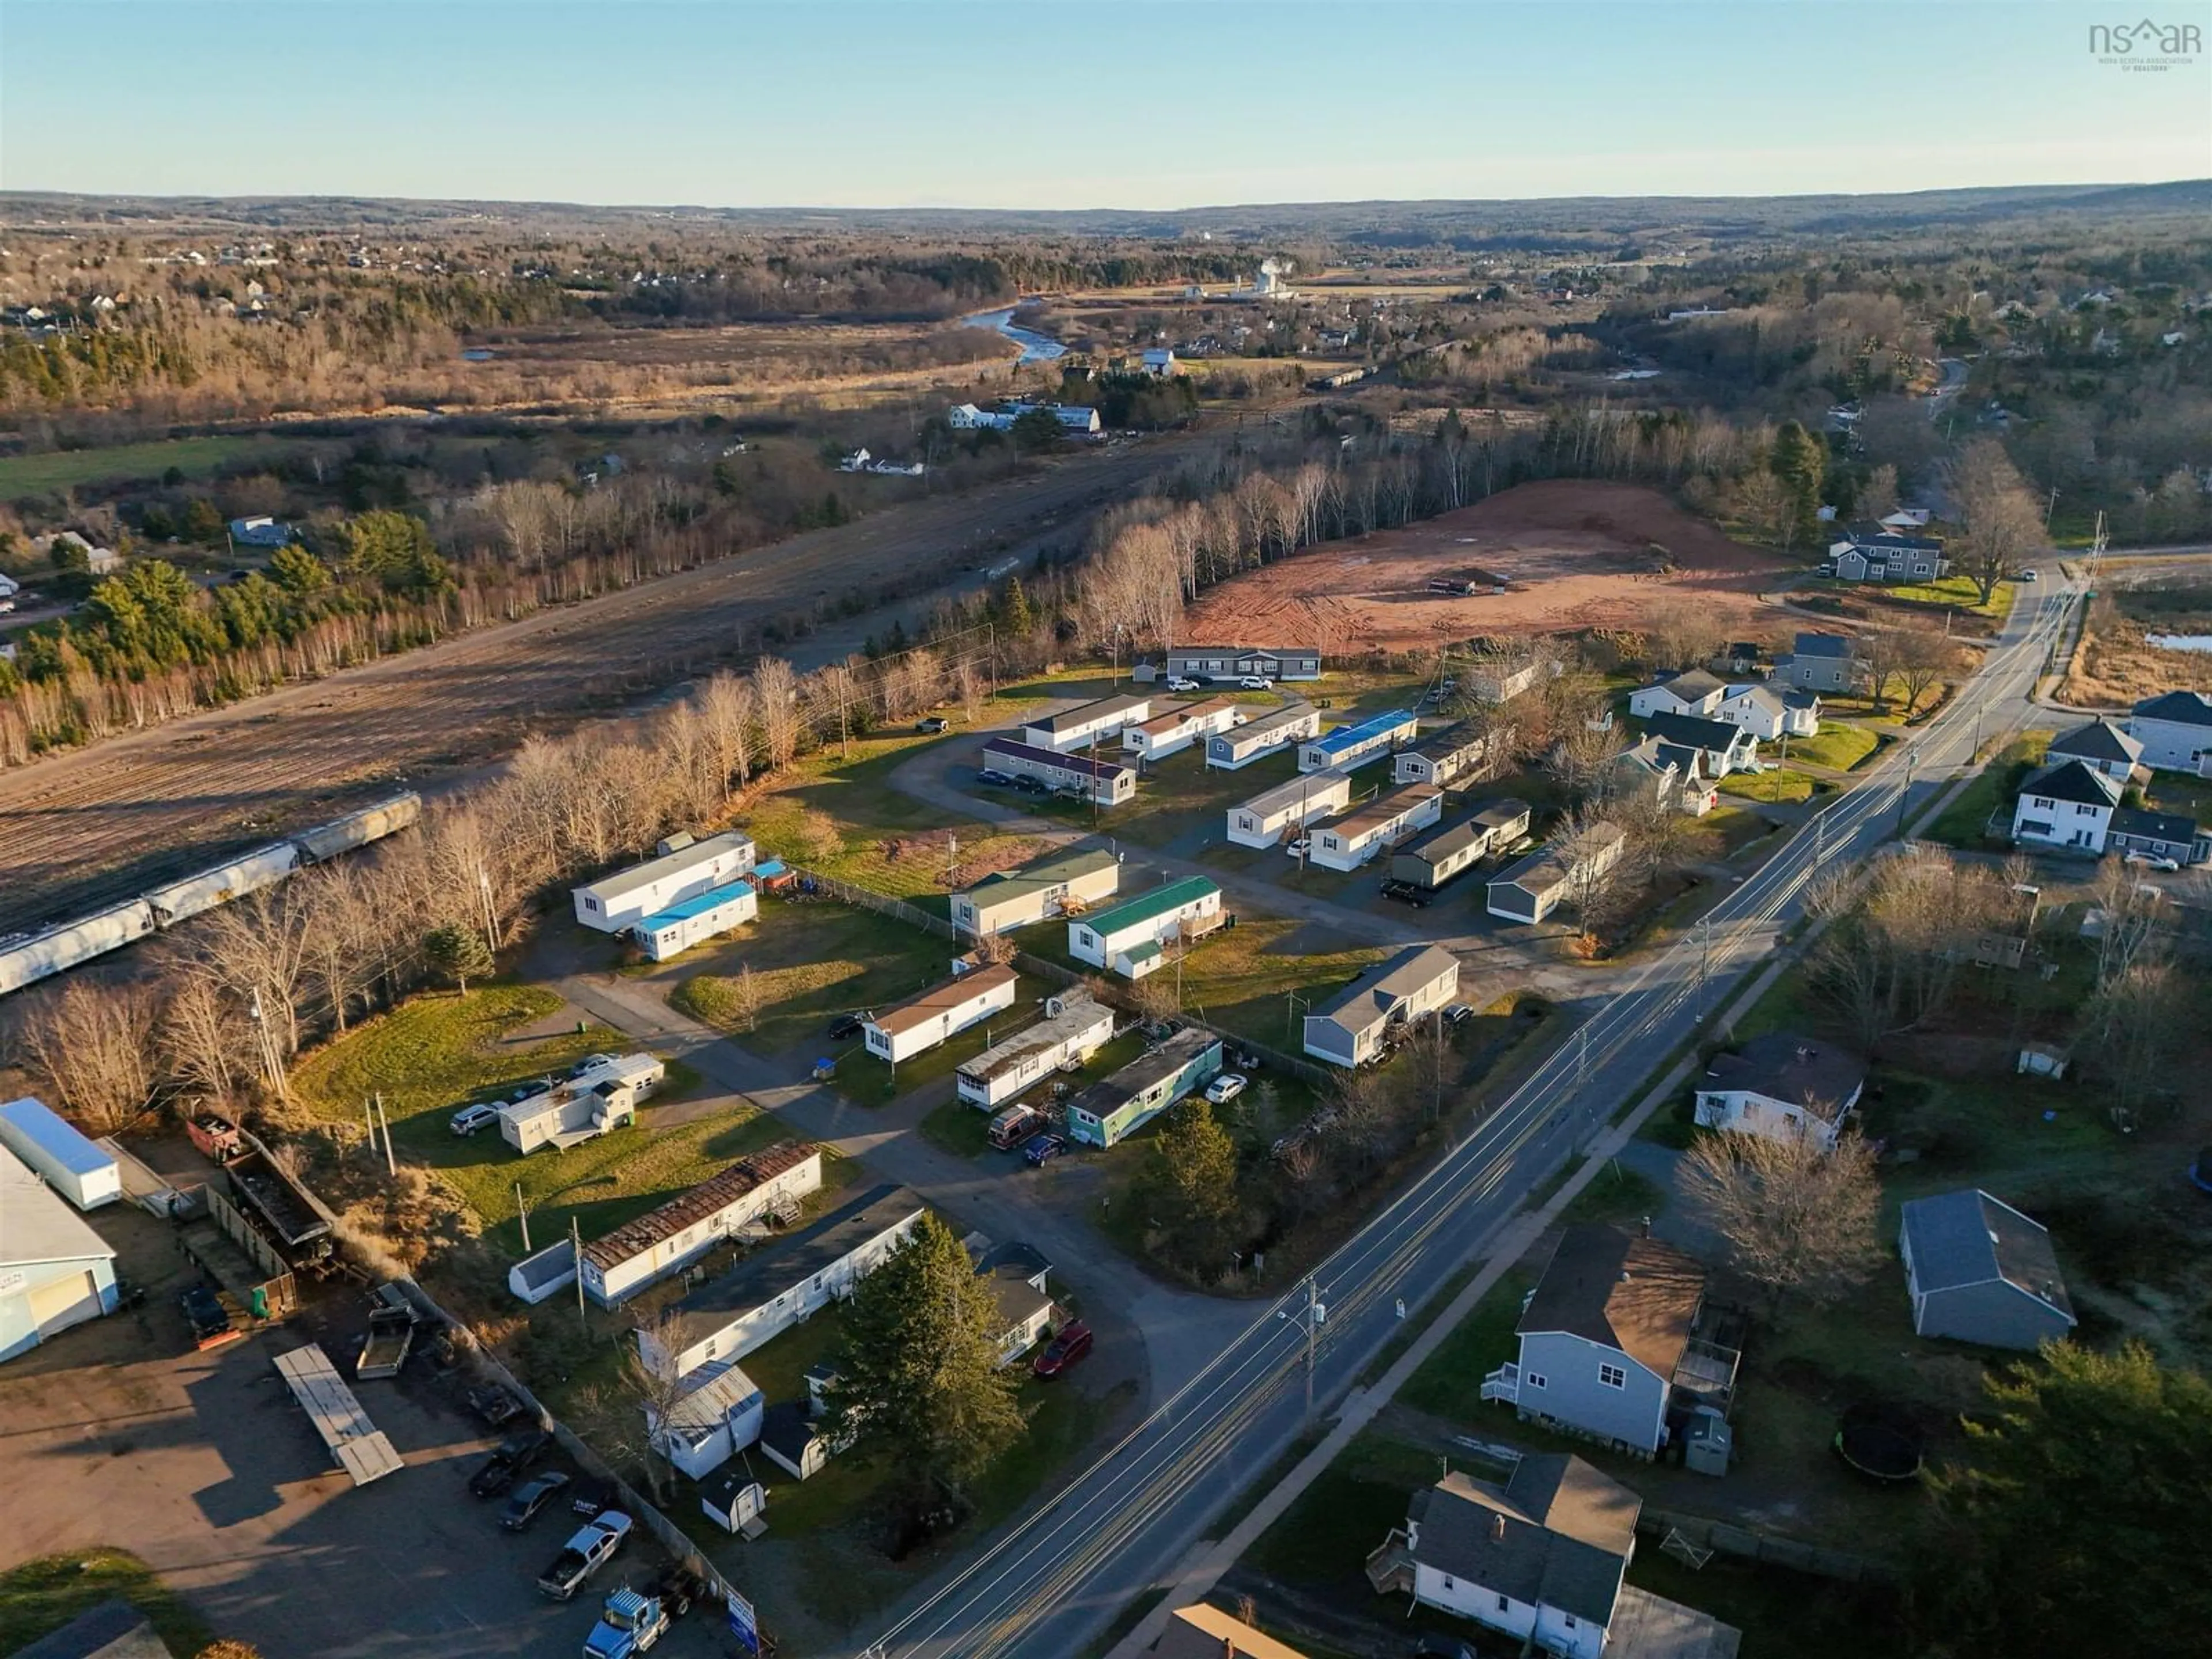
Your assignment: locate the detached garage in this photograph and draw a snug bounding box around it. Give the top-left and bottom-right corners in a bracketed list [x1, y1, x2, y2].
[1, 1147, 119, 1362]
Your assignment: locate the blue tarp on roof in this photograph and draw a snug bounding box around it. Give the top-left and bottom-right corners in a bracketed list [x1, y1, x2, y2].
[1309, 710, 1415, 756]
[637, 878, 753, 931]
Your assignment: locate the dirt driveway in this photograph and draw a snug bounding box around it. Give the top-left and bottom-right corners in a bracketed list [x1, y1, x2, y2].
[0, 1206, 722, 1659]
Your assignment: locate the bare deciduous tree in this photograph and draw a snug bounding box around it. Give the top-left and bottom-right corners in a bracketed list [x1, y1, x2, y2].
[1947, 439, 2045, 605]
[752, 656, 803, 770]
[1893, 624, 1961, 718]
[1682, 1127, 1884, 1313]
[10, 978, 161, 1133]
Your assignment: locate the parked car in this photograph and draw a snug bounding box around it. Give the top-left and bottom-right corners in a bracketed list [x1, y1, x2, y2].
[1165, 675, 1200, 692]
[1052, 783, 1089, 801]
[915, 715, 949, 734]
[1022, 1132, 1066, 1167]
[827, 1012, 867, 1040]
[469, 1427, 551, 1498]
[499, 1469, 574, 1531]
[569, 1054, 619, 1078]
[2124, 851, 2182, 872]
[1285, 837, 1312, 858]
[1380, 879, 1433, 908]
[1442, 1003, 1475, 1027]
[536, 1510, 633, 1600]
[1413, 1635, 1482, 1659]
[1205, 1073, 1248, 1105]
[1032, 1319, 1093, 1378]
[2019, 569, 2039, 582]
[977, 768, 1016, 787]
[180, 1284, 236, 1350]
[1237, 675, 1274, 690]
[988, 1103, 1047, 1150]
[1012, 775, 1049, 795]
[450, 1102, 501, 1137]
[466, 1382, 525, 1428]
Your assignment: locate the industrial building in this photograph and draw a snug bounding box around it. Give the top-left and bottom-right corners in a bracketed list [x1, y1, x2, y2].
[571, 831, 756, 934]
[1069, 877, 1223, 979]
[1226, 768, 1353, 849]
[1064, 1029, 1225, 1148]
[0, 1146, 119, 1362]
[956, 991, 1116, 1109]
[1206, 702, 1321, 769]
[1299, 710, 1418, 773]
[980, 738, 1138, 805]
[862, 964, 1020, 1065]
[579, 1141, 824, 1306]
[1309, 784, 1444, 871]
[631, 878, 757, 961]
[951, 847, 1120, 937]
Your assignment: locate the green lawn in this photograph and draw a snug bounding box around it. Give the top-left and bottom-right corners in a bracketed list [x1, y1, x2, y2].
[1164, 914, 1386, 1054]
[1244, 1427, 1441, 1585]
[1718, 767, 1818, 804]
[1787, 721, 1881, 771]
[1396, 1271, 1535, 1421]
[1922, 730, 2052, 847]
[671, 900, 956, 1056]
[0, 434, 304, 499]
[0, 1551, 214, 1655]
[289, 984, 785, 1252]
[829, 972, 1054, 1106]
[1878, 574, 2013, 616]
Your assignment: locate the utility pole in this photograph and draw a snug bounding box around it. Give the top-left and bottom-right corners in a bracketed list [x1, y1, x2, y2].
[1302, 1277, 1323, 1418]
[516, 1182, 532, 1253]
[1577, 1025, 1591, 1085]
[374, 1092, 395, 1176]
[1695, 917, 1713, 1014]
[1896, 748, 1918, 837]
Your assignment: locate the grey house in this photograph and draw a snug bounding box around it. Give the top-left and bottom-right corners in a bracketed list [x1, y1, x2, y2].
[1166, 644, 1322, 682]
[2044, 718, 2143, 784]
[1388, 802, 1528, 890]
[2106, 806, 2209, 865]
[1481, 1225, 1736, 1457]
[1899, 1189, 2077, 1350]
[1779, 631, 1861, 694]
[1302, 944, 1460, 1067]
[2127, 690, 2212, 774]
[1392, 721, 1493, 789]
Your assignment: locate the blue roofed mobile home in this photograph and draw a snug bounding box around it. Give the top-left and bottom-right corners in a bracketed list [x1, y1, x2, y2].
[1298, 710, 1418, 773]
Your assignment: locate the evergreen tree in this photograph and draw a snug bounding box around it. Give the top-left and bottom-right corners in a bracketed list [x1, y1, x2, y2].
[1768, 420, 1826, 552]
[1141, 1099, 1244, 1274]
[423, 923, 492, 994]
[820, 1213, 1024, 1502]
[997, 574, 1036, 639]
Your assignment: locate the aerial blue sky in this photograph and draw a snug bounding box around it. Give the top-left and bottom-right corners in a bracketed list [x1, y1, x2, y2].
[3, 1, 2206, 208]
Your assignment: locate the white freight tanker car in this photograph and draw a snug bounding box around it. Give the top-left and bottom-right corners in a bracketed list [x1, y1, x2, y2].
[0, 793, 422, 998]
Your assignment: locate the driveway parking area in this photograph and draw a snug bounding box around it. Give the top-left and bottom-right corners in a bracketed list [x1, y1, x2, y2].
[0, 1206, 728, 1658]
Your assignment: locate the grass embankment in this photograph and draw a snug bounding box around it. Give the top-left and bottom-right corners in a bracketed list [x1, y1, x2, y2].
[290, 984, 782, 1253]
[1787, 721, 1881, 771]
[0, 1551, 214, 1654]
[1172, 915, 1386, 1054]
[1718, 768, 1819, 805]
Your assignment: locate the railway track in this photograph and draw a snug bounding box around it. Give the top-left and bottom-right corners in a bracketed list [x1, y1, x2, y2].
[0, 437, 1206, 935]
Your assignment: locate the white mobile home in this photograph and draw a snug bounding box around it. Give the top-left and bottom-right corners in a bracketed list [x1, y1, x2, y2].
[1226, 768, 1353, 848]
[1, 1149, 118, 1362]
[863, 964, 1020, 1065]
[1392, 722, 1493, 789]
[1124, 699, 1243, 762]
[572, 831, 756, 934]
[1069, 877, 1222, 978]
[651, 1364, 766, 1481]
[631, 878, 757, 962]
[1021, 694, 1152, 754]
[1206, 702, 1321, 769]
[641, 1184, 926, 1378]
[1309, 785, 1444, 872]
[956, 991, 1116, 1109]
[499, 1052, 664, 1154]
[980, 738, 1138, 806]
[0, 1097, 122, 1211]
[581, 1141, 824, 1306]
[951, 847, 1120, 937]
[1302, 944, 1460, 1067]
[1300, 710, 1418, 774]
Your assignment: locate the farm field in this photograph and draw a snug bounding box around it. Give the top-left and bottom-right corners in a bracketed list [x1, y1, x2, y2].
[1180, 480, 1793, 654]
[0, 434, 304, 499]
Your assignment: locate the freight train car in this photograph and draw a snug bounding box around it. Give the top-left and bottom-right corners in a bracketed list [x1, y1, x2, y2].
[0, 791, 422, 1001]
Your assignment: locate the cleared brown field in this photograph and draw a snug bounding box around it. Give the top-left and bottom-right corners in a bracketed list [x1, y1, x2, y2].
[2063, 560, 2212, 709]
[1181, 479, 1793, 654]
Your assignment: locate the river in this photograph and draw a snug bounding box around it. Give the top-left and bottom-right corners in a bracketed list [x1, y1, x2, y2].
[961, 305, 1066, 363]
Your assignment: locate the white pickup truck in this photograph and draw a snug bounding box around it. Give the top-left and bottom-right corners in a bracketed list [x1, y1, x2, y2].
[536, 1512, 633, 1600]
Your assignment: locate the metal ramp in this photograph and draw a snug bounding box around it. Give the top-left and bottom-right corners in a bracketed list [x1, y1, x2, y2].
[273, 1343, 404, 1486]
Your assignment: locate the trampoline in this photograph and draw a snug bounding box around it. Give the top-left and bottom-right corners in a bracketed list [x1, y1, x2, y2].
[2189, 1147, 2212, 1196]
[1833, 1403, 1925, 1483]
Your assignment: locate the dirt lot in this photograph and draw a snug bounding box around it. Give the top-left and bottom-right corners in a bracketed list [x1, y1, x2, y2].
[2061, 558, 2212, 709]
[1182, 480, 1791, 654]
[0, 434, 1214, 935]
[0, 1204, 719, 1659]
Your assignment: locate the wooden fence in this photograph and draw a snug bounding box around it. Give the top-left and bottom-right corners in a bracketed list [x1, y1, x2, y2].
[1637, 1503, 1897, 1585]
